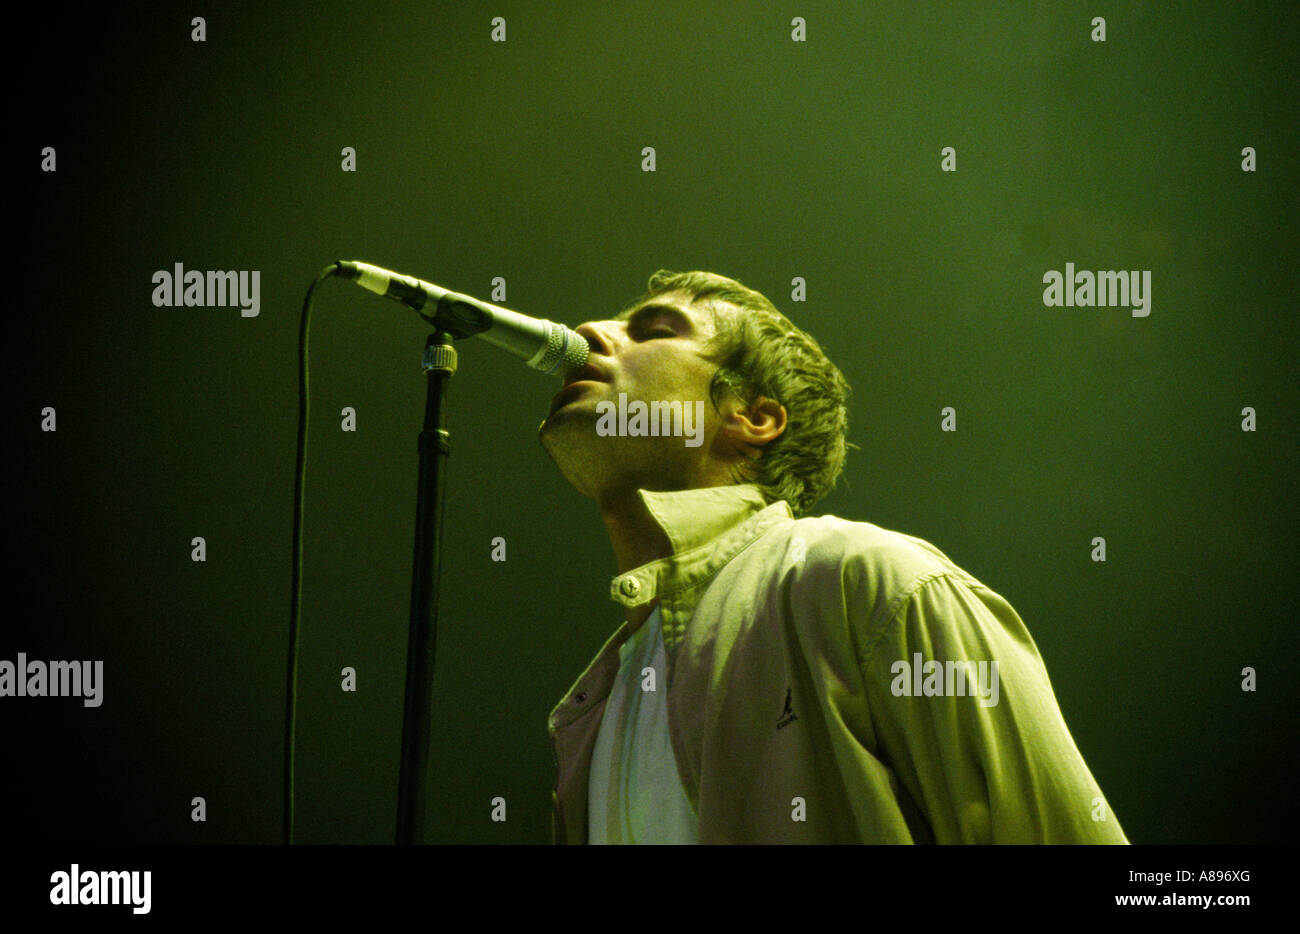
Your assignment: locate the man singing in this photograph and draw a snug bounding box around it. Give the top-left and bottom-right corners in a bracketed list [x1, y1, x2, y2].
[537, 270, 1128, 844]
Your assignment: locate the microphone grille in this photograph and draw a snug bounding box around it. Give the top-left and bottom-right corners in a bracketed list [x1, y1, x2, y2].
[531, 322, 590, 376]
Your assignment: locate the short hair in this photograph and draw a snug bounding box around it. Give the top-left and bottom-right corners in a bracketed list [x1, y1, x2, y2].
[621, 270, 850, 516]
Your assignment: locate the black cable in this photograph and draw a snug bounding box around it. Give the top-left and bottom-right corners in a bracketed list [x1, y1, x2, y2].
[285, 264, 340, 845]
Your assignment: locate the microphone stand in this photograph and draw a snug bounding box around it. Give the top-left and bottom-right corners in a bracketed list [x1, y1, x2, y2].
[395, 329, 456, 844]
[382, 286, 581, 843]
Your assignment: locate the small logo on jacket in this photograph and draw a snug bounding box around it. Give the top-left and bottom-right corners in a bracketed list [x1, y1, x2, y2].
[777, 686, 799, 730]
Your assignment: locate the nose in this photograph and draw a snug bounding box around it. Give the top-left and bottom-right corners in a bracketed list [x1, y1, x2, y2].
[574, 319, 619, 358]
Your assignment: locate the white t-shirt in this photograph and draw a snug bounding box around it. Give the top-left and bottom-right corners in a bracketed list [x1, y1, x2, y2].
[586, 606, 698, 844]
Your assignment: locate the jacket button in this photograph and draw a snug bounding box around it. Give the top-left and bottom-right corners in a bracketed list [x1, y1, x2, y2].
[620, 577, 641, 597]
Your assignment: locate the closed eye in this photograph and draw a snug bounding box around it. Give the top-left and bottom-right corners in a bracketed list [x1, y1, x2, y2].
[620, 303, 693, 339]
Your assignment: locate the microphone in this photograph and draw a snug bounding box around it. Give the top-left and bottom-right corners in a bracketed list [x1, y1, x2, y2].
[332, 260, 589, 377]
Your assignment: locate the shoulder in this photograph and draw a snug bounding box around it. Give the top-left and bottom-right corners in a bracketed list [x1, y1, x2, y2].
[747, 511, 985, 620]
[779, 512, 972, 580]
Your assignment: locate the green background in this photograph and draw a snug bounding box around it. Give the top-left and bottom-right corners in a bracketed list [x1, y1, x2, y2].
[12, 0, 1297, 843]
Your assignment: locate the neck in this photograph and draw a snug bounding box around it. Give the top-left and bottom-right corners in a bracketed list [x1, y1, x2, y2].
[598, 485, 672, 628]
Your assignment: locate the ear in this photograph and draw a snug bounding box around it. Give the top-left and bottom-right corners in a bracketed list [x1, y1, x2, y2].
[720, 395, 787, 457]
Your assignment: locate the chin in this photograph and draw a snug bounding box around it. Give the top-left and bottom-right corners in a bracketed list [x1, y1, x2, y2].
[540, 400, 595, 434]
[538, 426, 610, 500]
[538, 409, 591, 455]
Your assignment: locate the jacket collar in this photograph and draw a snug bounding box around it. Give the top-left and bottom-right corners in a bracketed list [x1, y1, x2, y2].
[609, 484, 791, 608]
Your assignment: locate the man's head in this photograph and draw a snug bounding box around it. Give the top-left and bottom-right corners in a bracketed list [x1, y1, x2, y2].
[538, 270, 850, 516]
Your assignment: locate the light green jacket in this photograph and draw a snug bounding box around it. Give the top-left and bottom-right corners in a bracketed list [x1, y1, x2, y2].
[549, 484, 1129, 844]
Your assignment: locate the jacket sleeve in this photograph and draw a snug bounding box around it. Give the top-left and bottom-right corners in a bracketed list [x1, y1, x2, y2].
[858, 572, 1129, 843]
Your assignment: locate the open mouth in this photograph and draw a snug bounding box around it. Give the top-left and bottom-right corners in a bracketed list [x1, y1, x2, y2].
[549, 379, 602, 414]
[549, 360, 611, 415]
[563, 361, 610, 387]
